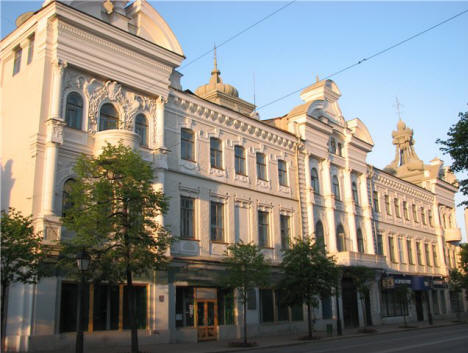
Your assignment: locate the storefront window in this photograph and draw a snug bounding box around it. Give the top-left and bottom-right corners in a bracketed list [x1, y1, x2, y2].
[176, 287, 194, 327]
[381, 288, 408, 317]
[217, 289, 234, 325]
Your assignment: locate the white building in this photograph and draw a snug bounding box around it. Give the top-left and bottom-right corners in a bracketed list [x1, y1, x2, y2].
[1, 1, 466, 351]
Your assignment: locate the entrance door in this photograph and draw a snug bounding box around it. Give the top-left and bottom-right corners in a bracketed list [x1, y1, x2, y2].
[196, 300, 217, 341]
[415, 291, 424, 321]
[342, 278, 359, 328]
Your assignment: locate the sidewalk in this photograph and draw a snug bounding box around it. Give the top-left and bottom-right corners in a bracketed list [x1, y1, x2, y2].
[31, 319, 467, 353]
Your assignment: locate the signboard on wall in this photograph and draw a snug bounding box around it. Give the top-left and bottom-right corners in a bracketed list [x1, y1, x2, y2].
[382, 277, 395, 289]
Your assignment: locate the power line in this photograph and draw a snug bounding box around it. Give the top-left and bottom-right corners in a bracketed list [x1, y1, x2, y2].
[179, 0, 297, 70]
[256, 8, 468, 111]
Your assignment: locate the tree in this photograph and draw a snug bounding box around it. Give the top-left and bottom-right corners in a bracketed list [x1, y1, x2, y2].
[459, 243, 468, 289]
[1, 208, 47, 352]
[61, 143, 172, 353]
[279, 237, 339, 339]
[437, 110, 468, 207]
[220, 242, 270, 346]
[345, 266, 376, 328]
[448, 269, 464, 321]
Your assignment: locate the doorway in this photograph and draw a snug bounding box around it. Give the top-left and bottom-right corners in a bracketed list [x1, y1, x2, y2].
[342, 278, 359, 328]
[196, 299, 217, 341]
[415, 291, 424, 321]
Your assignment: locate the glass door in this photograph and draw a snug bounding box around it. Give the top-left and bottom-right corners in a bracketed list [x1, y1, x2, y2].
[196, 300, 217, 341]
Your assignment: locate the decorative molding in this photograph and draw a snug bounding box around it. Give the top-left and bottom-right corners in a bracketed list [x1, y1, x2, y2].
[178, 183, 200, 195]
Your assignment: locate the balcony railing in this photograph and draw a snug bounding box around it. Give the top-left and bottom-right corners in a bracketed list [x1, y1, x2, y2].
[335, 251, 388, 269]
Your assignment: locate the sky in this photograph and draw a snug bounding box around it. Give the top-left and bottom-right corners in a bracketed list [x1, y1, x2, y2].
[1, 1, 467, 241]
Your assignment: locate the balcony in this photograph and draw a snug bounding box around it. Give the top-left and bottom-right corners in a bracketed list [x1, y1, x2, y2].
[445, 228, 462, 242]
[335, 251, 388, 269]
[93, 129, 140, 155]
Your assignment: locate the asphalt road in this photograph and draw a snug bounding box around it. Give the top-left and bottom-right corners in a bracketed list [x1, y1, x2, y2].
[257, 324, 468, 353]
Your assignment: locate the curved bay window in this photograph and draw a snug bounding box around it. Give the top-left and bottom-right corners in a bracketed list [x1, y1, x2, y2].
[336, 224, 346, 252]
[332, 175, 340, 200]
[134, 114, 148, 147]
[99, 103, 119, 131]
[311, 167, 320, 193]
[65, 92, 83, 130]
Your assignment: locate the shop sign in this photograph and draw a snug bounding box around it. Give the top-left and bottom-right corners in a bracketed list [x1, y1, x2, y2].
[382, 277, 395, 289]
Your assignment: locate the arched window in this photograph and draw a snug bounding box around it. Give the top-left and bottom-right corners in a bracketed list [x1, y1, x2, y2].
[62, 179, 75, 217]
[65, 92, 83, 130]
[135, 114, 148, 147]
[336, 224, 346, 252]
[315, 220, 324, 247]
[352, 181, 359, 204]
[99, 103, 118, 131]
[357, 228, 365, 253]
[332, 175, 340, 200]
[311, 167, 320, 193]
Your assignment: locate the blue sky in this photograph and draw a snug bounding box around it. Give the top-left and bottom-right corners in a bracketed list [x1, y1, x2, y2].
[2, 1, 468, 240]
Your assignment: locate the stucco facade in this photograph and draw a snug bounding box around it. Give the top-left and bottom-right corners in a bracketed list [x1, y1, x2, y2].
[1, 1, 466, 352]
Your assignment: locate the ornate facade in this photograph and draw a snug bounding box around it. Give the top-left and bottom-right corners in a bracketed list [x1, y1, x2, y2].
[1, 1, 466, 351]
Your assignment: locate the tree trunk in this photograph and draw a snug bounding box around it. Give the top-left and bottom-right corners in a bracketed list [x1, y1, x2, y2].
[243, 298, 247, 345]
[126, 266, 139, 353]
[1, 281, 8, 353]
[307, 302, 313, 339]
[360, 296, 367, 328]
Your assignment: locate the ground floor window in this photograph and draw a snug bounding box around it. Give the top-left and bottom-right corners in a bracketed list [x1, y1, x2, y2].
[431, 290, 440, 315]
[321, 296, 333, 319]
[260, 289, 303, 323]
[381, 288, 408, 317]
[60, 282, 147, 333]
[260, 289, 274, 322]
[440, 290, 447, 314]
[218, 288, 235, 325]
[450, 291, 460, 313]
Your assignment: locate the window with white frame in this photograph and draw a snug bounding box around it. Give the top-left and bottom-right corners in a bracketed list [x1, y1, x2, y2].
[407, 240, 414, 265]
[394, 198, 401, 218]
[420, 207, 426, 225]
[332, 175, 340, 200]
[388, 236, 397, 263]
[27, 34, 34, 64]
[352, 181, 359, 204]
[135, 114, 148, 147]
[373, 191, 380, 212]
[99, 103, 119, 131]
[278, 159, 288, 186]
[280, 214, 290, 250]
[311, 167, 320, 194]
[336, 224, 346, 252]
[234, 145, 246, 175]
[425, 244, 431, 266]
[181, 128, 194, 161]
[13, 46, 22, 75]
[210, 201, 224, 242]
[180, 196, 195, 239]
[356, 228, 365, 253]
[258, 210, 270, 248]
[210, 137, 223, 169]
[385, 195, 391, 215]
[256, 153, 267, 180]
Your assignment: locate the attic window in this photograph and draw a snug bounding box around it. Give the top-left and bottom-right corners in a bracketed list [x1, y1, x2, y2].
[13, 46, 22, 75]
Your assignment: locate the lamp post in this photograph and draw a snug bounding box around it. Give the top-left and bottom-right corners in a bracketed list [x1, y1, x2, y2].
[76, 249, 90, 353]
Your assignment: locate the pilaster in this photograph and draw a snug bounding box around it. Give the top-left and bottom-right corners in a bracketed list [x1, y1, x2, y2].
[321, 160, 337, 252]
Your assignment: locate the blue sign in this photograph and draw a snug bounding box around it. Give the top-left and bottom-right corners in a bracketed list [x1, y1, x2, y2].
[411, 276, 427, 291]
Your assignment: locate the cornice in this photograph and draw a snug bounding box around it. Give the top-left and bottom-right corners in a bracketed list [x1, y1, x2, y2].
[373, 170, 434, 202]
[168, 91, 297, 152]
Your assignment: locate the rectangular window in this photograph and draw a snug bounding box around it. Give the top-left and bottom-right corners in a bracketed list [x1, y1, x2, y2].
[398, 238, 404, 263]
[428, 211, 434, 227]
[210, 201, 224, 242]
[420, 208, 426, 225]
[280, 215, 290, 250]
[275, 290, 289, 321]
[176, 287, 194, 327]
[403, 201, 409, 220]
[27, 34, 34, 64]
[181, 129, 194, 161]
[407, 240, 414, 265]
[321, 296, 332, 319]
[217, 289, 235, 325]
[416, 242, 423, 265]
[256, 153, 267, 180]
[376, 234, 384, 255]
[385, 195, 391, 215]
[278, 159, 288, 186]
[260, 289, 274, 322]
[13, 46, 22, 75]
[234, 145, 246, 175]
[381, 289, 408, 317]
[389, 236, 396, 263]
[425, 244, 431, 267]
[60, 282, 89, 332]
[412, 204, 418, 222]
[180, 196, 195, 239]
[258, 211, 270, 248]
[373, 191, 380, 212]
[394, 198, 401, 218]
[210, 137, 222, 169]
[432, 245, 439, 267]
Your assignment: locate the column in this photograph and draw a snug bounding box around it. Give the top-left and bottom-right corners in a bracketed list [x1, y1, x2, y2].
[342, 168, 357, 252]
[360, 173, 376, 254]
[42, 60, 66, 216]
[320, 160, 337, 252]
[304, 153, 315, 238]
[156, 96, 167, 151]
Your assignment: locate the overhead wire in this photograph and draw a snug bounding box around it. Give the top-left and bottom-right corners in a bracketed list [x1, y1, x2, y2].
[179, 0, 297, 70]
[256, 8, 468, 111]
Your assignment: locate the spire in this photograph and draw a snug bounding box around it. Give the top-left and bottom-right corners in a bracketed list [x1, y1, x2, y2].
[213, 44, 218, 72]
[209, 43, 221, 85]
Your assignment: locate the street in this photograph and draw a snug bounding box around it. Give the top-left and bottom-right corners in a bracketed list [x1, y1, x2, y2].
[255, 324, 468, 353]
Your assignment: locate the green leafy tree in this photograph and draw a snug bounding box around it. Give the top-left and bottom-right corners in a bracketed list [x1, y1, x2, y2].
[60, 143, 172, 353]
[345, 266, 376, 328]
[437, 111, 468, 206]
[220, 242, 270, 346]
[280, 237, 339, 339]
[459, 243, 468, 289]
[448, 269, 464, 321]
[1, 208, 47, 351]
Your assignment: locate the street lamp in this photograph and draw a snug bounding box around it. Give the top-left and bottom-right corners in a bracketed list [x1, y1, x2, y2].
[76, 249, 90, 353]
